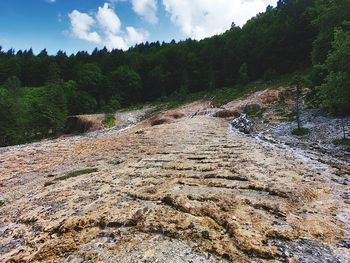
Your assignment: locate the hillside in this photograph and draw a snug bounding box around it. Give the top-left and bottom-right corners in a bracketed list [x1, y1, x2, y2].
[1, 87, 349, 262]
[1, 0, 349, 147]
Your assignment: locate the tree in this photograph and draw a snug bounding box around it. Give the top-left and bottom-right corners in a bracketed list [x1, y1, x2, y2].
[0, 88, 23, 146]
[107, 66, 142, 105]
[292, 76, 303, 130]
[4, 76, 21, 93]
[74, 63, 104, 97]
[311, 0, 350, 65]
[63, 80, 97, 115]
[318, 28, 350, 115]
[238, 63, 249, 85]
[291, 76, 310, 136]
[46, 62, 61, 84]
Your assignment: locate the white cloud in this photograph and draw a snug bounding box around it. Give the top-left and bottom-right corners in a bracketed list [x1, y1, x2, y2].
[126, 26, 148, 44]
[162, 0, 277, 40]
[131, 0, 158, 24]
[68, 10, 102, 43]
[97, 3, 121, 34]
[68, 3, 148, 50]
[104, 27, 148, 50]
[105, 34, 128, 50]
[107, 0, 158, 24]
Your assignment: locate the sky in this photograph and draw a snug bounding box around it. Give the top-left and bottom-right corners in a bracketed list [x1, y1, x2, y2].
[0, 0, 277, 55]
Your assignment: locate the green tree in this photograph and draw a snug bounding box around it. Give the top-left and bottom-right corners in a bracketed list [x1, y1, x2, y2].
[46, 62, 61, 84]
[292, 76, 303, 129]
[0, 88, 23, 146]
[318, 28, 350, 115]
[75, 63, 104, 97]
[4, 76, 21, 93]
[107, 66, 142, 105]
[311, 0, 350, 65]
[238, 63, 249, 84]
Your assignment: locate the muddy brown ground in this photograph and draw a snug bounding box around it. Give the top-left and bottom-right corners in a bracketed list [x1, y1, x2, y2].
[0, 100, 349, 262]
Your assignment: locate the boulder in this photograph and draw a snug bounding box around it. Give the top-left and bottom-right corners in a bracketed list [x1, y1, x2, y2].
[231, 114, 253, 134]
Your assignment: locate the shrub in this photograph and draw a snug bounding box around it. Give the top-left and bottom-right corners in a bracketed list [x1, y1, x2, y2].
[332, 138, 350, 146]
[103, 114, 116, 128]
[292, 127, 310, 136]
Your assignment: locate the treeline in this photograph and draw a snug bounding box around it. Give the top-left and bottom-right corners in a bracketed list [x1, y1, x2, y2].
[0, 0, 349, 146]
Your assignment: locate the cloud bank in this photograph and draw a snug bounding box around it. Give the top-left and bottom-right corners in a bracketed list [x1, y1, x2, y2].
[68, 10, 101, 44]
[69, 3, 148, 50]
[162, 0, 277, 40]
[131, 0, 158, 24]
[68, 0, 277, 49]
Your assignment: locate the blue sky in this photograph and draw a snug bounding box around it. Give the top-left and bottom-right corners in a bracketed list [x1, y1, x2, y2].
[0, 0, 277, 55]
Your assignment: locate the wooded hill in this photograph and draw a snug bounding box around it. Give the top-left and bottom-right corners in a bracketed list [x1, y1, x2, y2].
[0, 0, 349, 146]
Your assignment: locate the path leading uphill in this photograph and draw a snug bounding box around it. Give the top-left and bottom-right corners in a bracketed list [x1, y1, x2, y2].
[0, 103, 349, 262]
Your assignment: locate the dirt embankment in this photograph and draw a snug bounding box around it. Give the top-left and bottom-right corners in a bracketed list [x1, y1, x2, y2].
[0, 89, 349, 263]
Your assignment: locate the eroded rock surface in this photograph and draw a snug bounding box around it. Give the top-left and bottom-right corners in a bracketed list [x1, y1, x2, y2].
[0, 103, 349, 262]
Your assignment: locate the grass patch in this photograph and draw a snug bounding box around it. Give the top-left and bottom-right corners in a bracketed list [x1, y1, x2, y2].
[276, 108, 295, 122]
[283, 112, 296, 122]
[150, 72, 302, 112]
[292, 128, 310, 136]
[332, 138, 350, 152]
[244, 107, 266, 117]
[54, 168, 98, 181]
[120, 103, 145, 112]
[103, 114, 116, 128]
[44, 181, 55, 187]
[0, 200, 5, 207]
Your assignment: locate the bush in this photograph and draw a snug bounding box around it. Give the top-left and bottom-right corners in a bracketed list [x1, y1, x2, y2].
[292, 127, 310, 136]
[333, 138, 350, 146]
[103, 114, 116, 128]
[333, 138, 350, 152]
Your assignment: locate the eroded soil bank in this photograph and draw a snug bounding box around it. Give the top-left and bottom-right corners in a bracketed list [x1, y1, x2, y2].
[0, 96, 349, 262]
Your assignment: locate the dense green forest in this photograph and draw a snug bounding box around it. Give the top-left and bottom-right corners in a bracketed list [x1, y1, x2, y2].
[0, 0, 349, 147]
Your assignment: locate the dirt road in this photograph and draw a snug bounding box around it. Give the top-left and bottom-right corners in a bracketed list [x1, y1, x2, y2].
[1, 106, 349, 262]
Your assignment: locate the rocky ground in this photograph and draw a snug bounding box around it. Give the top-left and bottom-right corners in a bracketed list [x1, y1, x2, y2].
[0, 89, 349, 262]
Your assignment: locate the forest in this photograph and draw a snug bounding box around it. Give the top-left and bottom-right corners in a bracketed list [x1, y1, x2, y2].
[0, 0, 349, 147]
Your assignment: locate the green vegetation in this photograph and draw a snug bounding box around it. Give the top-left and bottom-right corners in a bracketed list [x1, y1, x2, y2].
[333, 138, 350, 152]
[44, 181, 55, 187]
[0, 1, 349, 147]
[333, 138, 350, 146]
[292, 128, 310, 136]
[153, 74, 296, 112]
[53, 168, 98, 181]
[244, 107, 266, 118]
[309, 0, 350, 115]
[277, 108, 295, 122]
[103, 114, 116, 128]
[0, 200, 5, 207]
